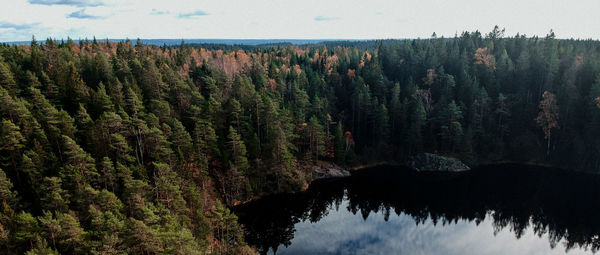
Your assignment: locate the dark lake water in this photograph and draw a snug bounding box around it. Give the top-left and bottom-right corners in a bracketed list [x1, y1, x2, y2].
[233, 164, 600, 255]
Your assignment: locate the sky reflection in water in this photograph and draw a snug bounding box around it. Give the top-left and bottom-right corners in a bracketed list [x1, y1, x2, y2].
[278, 200, 591, 255]
[235, 164, 600, 255]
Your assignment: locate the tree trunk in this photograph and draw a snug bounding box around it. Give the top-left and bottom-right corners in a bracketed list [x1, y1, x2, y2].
[56, 140, 64, 163]
[51, 232, 56, 250]
[546, 133, 551, 155]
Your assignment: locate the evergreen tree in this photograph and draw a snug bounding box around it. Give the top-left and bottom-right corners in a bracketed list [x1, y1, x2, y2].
[0, 61, 17, 96]
[334, 122, 346, 163]
[193, 119, 219, 177]
[306, 116, 326, 162]
[373, 104, 390, 147]
[39, 177, 70, 212]
[14, 211, 38, 249]
[0, 119, 25, 171]
[61, 135, 98, 192]
[227, 126, 249, 174]
[438, 100, 464, 152]
[0, 169, 17, 207]
[0, 30, 600, 254]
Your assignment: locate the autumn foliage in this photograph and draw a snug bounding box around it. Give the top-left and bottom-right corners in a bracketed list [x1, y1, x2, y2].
[2, 28, 600, 254]
[474, 47, 496, 70]
[535, 91, 559, 139]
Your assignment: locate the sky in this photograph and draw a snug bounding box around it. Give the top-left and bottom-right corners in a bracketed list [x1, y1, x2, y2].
[0, 0, 599, 42]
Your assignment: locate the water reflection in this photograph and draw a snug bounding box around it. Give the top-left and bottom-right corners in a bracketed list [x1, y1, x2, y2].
[234, 164, 600, 254]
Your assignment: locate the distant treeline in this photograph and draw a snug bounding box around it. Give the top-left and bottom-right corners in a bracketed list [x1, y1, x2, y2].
[3, 38, 371, 47]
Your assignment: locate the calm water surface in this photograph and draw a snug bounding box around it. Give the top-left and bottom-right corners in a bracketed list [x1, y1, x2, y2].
[234, 164, 600, 255]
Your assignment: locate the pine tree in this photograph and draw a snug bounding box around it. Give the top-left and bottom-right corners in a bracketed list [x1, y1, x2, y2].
[307, 116, 326, 162]
[63, 62, 90, 111]
[94, 82, 114, 113]
[406, 98, 426, 154]
[193, 119, 219, 177]
[75, 104, 94, 149]
[20, 152, 43, 190]
[334, 122, 346, 163]
[145, 126, 172, 163]
[209, 201, 245, 253]
[0, 61, 17, 96]
[389, 83, 402, 142]
[61, 135, 98, 191]
[99, 157, 116, 192]
[123, 219, 161, 254]
[438, 100, 464, 152]
[14, 211, 38, 249]
[0, 168, 17, 207]
[39, 177, 70, 212]
[227, 126, 249, 173]
[124, 87, 143, 117]
[55, 212, 85, 253]
[38, 211, 60, 251]
[373, 104, 390, 147]
[25, 236, 59, 255]
[109, 133, 134, 164]
[152, 163, 187, 212]
[169, 119, 193, 162]
[0, 119, 25, 171]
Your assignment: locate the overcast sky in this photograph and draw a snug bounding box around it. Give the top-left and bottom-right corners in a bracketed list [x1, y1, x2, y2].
[1, 0, 599, 42]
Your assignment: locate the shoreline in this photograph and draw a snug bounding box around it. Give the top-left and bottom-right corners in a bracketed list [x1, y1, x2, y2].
[234, 159, 593, 207]
[348, 161, 401, 171]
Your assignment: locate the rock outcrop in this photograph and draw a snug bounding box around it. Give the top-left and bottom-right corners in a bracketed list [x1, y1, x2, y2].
[313, 161, 350, 179]
[407, 153, 470, 172]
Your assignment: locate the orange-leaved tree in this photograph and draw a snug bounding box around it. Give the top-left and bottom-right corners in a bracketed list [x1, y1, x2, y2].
[535, 91, 559, 155]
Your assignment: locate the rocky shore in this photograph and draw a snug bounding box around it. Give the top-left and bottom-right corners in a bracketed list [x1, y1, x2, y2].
[407, 153, 471, 172]
[312, 161, 351, 179]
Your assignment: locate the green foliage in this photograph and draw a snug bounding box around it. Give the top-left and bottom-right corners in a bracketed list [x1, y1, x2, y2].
[25, 236, 59, 255]
[209, 200, 245, 253]
[437, 100, 463, 151]
[306, 116, 326, 162]
[334, 122, 346, 163]
[0, 119, 25, 169]
[39, 177, 70, 212]
[227, 126, 249, 173]
[15, 211, 38, 248]
[152, 162, 187, 212]
[55, 212, 85, 253]
[123, 218, 161, 254]
[0, 169, 17, 207]
[193, 119, 219, 174]
[0, 30, 599, 253]
[0, 60, 17, 96]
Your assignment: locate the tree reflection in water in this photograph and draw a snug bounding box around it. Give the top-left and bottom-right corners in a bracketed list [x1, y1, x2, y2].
[234, 164, 600, 254]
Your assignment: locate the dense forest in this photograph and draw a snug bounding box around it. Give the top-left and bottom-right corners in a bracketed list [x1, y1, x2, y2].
[1, 27, 600, 254]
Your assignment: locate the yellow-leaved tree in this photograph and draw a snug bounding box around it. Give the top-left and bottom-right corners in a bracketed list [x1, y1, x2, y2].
[535, 91, 559, 155]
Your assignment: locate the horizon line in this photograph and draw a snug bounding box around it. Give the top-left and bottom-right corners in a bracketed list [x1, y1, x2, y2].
[3, 36, 598, 45]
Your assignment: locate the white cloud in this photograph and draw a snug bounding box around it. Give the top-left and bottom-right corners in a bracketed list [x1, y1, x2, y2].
[1, 0, 599, 41]
[28, 0, 105, 7]
[0, 21, 40, 30]
[177, 10, 209, 19]
[66, 8, 106, 19]
[314, 16, 340, 22]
